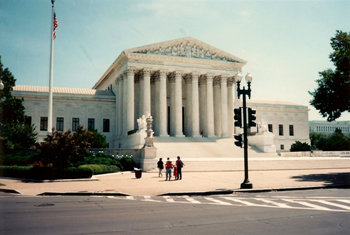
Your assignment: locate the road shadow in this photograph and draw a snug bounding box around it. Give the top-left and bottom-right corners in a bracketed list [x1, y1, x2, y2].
[291, 172, 350, 187]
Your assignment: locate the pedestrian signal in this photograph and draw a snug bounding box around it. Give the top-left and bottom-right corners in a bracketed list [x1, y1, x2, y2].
[234, 134, 243, 148]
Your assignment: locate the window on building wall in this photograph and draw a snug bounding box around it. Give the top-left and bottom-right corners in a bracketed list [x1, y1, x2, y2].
[25, 116, 32, 126]
[40, 117, 48, 131]
[88, 118, 95, 131]
[280, 144, 284, 150]
[268, 124, 273, 133]
[56, 117, 64, 131]
[279, 124, 283, 136]
[289, 125, 294, 136]
[72, 118, 79, 131]
[103, 119, 110, 132]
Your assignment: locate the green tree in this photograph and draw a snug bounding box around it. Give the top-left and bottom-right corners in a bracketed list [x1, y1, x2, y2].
[35, 126, 108, 169]
[0, 57, 37, 155]
[89, 130, 108, 148]
[310, 132, 327, 150]
[290, 141, 311, 152]
[309, 30, 350, 121]
[324, 129, 350, 151]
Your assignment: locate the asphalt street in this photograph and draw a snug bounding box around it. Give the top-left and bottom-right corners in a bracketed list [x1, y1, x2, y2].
[1, 189, 349, 234]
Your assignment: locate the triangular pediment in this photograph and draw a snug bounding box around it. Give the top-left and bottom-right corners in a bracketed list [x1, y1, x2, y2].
[124, 37, 246, 64]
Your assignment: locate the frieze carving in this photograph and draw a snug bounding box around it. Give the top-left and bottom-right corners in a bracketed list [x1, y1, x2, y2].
[133, 43, 240, 63]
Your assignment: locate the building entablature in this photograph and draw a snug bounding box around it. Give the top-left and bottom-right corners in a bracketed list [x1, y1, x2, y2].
[93, 37, 244, 89]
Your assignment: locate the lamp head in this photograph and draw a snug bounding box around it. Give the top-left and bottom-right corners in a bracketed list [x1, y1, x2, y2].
[0, 79, 4, 91]
[245, 73, 253, 83]
[235, 72, 243, 83]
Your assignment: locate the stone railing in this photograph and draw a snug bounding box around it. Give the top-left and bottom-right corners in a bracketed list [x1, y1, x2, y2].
[279, 151, 350, 158]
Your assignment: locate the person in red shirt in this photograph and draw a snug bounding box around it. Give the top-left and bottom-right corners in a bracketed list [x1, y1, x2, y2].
[165, 157, 173, 181]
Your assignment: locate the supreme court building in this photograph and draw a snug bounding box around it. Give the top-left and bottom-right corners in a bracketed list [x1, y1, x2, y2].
[13, 37, 310, 152]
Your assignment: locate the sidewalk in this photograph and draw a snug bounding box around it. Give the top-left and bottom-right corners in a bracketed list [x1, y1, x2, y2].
[1, 168, 350, 196]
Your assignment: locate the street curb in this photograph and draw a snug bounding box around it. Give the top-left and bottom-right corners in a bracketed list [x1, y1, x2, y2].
[233, 184, 350, 193]
[159, 184, 350, 196]
[159, 190, 234, 196]
[0, 188, 21, 194]
[38, 192, 130, 196]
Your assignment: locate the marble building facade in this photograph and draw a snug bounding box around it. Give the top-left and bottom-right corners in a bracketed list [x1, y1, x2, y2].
[12, 37, 310, 152]
[93, 37, 244, 147]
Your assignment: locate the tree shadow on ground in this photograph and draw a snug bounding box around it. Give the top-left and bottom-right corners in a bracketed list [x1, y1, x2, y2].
[291, 172, 350, 187]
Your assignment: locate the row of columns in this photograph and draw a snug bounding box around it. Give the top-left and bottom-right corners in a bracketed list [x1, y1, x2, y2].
[115, 67, 236, 139]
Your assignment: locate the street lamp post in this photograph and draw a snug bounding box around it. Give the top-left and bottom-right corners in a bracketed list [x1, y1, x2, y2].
[235, 72, 253, 189]
[0, 79, 4, 91]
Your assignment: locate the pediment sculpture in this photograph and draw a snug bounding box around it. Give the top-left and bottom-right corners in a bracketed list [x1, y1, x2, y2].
[133, 43, 239, 63]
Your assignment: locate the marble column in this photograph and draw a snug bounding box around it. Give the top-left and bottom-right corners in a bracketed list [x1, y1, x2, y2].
[227, 79, 234, 137]
[221, 76, 228, 137]
[185, 75, 192, 136]
[122, 74, 127, 136]
[143, 69, 151, 117]
[115, 77, 121, 137]
[134, 74, 140, 128]
[153, 74, 160, 136]
[158, 70, 168, 136]
[206, 74, 215, 137]
[213, 77, 222, 137]
[174, 71, 184, 137]
[191, 72, 200, 137]
[126, 68, 135, 134]
[199, 76, 207, 136]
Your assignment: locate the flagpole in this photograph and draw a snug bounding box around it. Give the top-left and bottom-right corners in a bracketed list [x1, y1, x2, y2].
[48, 0, 55, 133]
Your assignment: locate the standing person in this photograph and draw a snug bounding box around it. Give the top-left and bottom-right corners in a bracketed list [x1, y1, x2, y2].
[157, 158, 164, 177]
[173, 163, 178, 180]
[165, 157, 173, 181]
[176, 156, 184, 180]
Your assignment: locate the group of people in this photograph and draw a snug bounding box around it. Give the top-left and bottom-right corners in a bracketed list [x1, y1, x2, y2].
[157, 156, 184, 181]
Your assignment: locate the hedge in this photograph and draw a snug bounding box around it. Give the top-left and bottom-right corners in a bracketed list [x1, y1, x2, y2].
[79, 164, 121, 175]
[0, 166, 93, 180]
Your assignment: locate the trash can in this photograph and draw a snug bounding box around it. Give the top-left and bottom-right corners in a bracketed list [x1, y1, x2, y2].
[134, 168, 142, 179]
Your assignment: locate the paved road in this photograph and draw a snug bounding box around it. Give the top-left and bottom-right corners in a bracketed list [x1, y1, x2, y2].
[1, 189, 350, 234]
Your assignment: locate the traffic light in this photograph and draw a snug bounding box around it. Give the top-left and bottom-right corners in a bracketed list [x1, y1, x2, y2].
[248, 108, 256, 127]
[234, 108, 242, 128]
[234, 134, 243, 148]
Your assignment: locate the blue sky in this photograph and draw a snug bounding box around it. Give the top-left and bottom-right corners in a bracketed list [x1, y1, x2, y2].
[0, 0, 349, 121]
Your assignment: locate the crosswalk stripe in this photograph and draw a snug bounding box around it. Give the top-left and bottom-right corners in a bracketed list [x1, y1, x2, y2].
[204, 197, 231, 205]
[314, 200, 350, 210]
[337, 199, 350, 204]
[254, 198, 292, 208]
[283, 199, 332, 211]
[163, 196, 175, 202]
[183, 195, 201, 204]
[142, 196, 161, 202]
[221, 197, 259, 206]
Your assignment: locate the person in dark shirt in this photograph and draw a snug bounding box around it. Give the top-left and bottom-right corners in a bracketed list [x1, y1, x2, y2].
[176, 156, 184, 180]
[157, 158, 164, 177]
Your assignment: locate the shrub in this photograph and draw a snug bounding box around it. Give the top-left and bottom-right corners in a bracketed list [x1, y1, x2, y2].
[79, 164, 120, 175]
[0, 166, 31, 178]
[0, 154, 35, 166]
[0, 166, 93, 179]
[119, 156, 136, 171]
[81, 153, 123, 170]
[290, 141, 311, 152]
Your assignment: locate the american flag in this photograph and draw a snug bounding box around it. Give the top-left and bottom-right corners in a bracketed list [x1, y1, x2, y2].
[53, 12, 58, 39]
